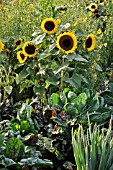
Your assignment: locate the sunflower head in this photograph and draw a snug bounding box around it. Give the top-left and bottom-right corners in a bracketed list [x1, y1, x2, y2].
[17, 51, 28, 63]
[0, 40, 4, 53]
[84, 34, 96, 51]
[89, 3, 98, 12]
[22, 42, 37, 57]
[97, 28, 102, 35]
[94, 9, 100, 18]
[41, 18, 58, 34]
[56, 32, 77, 54]
[98, 0, 106, 4]
[5, 49, 10, 59]
[15, 38, 23, 46]
[29, 3, 33, 8]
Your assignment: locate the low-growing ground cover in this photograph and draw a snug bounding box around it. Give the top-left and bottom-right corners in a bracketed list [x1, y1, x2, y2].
[0, 0, 113, 169]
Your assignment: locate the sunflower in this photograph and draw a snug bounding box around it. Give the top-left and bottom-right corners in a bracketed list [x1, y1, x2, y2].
[84, 34, 96, 51]
[97, 28, 102, 35]
[93, 9, 100, 18]
[5, 49, 10, 59]
[98, 0, 106, 4]
[56, 32, 77, 54]
[29, 3, 33, 8]
[14, 38, 23, 46]
[89, 3, 97, 12]
[17, 51, 28, 63]
[22, 42, 37, 57]
[0, 40, 4, 52]
[41, 18, 58, 34]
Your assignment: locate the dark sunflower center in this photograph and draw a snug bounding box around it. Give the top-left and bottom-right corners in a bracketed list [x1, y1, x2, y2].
[59, 35, 74, 51]
[85, 37, 92, 48]
[94, 9, 98, 14]
[6, 50, 10, 58]
[44, 21, 55, 31]
[100, 0, 104, 2]
[25, 44, 36, 55]
[20, 53, 26, 60]
[16, 40, 21, 45]
[91, 5, 96, 9]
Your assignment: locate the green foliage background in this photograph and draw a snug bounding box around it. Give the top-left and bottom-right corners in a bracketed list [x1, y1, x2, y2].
[0, 0, 113, 169]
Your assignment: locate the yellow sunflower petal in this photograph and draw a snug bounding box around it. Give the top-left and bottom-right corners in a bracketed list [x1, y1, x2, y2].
[17, 51, 28, 63]
[0, 40, 4, 53]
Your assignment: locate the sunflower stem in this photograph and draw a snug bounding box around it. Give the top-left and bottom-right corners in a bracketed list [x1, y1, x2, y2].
[60, 57, 65, 92]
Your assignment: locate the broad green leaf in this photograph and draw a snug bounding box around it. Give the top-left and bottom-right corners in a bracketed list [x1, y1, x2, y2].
[89, 111, 111, 123]
[26, 104, 33, 118]
[64, 76, 81, 89]
[48, 43, 56, 52]
[48, 93, 60, 106]
[15, 42, 24, 51]
[46, 72, 59, 86]
[31, 30, 42, 37]
[6, 137, 24, 161]
[95, 64, 102, 71]
[4, 158, 16, 168]
[5, 85, 13, 95]
[53, 62, 69, 74]
[63, 87, 70, 95]
[32, 33, 46, 45]
[20, 120, 30, 132]
[76, 93, 87, 107]
[16, 70, 29, 84]
[0, 134, 4, 149]
[20, 157, 53, 167]
[67, 53, 88, 62]
[64, 103, 78, 115]
[74, 54, 88, 62]
[60, 91, 67, 104]
[12, 122, 20, 132]
[38, 50, 51, 60]
[108, 83, 113, 95]
[67, 91, 77, 102]
[33, 85, 45, 96]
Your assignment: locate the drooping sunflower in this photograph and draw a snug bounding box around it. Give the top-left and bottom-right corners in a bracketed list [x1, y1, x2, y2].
[14, 38, 23, 46]
[17, 51, 28, 63]
[0, 40, 4, 52]
[41, 18, 58, 34]
[84, 34, 96, 51]
[22, 42, 37, 57]
[5, 49, 10, 59]
[89, 3, 97, 12]
[56, 32, 77, 54]
[93, 9, 100, 18]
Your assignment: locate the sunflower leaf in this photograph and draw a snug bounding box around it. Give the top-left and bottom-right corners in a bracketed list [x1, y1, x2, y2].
[53, 62, 69, 74]
[74, 53, 88, 62]
[32, 33, 46, 45]
[5, 86, 13, 95]
[15, 43, 24, 51]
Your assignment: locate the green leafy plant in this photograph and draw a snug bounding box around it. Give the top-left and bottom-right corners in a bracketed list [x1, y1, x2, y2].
[0, 133, 53, 169]
[48, 87, 112, 125]
[72, 114, 113, 170]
